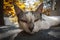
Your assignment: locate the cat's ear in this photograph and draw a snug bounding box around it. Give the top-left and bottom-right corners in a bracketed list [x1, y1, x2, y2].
[14, 4, 24, 16]
[35, 3, 43, 13]
[33, 3, 43, 20]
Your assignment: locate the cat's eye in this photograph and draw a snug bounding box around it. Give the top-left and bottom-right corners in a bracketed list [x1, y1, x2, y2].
[34, 18, 40, 22]
[20, 19, 27, 23]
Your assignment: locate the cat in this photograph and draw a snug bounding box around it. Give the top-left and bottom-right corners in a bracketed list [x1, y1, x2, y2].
[14, 3, 60, 34]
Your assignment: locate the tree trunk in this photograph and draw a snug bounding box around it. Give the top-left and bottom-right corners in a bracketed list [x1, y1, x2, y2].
[0, 0, 5, 26]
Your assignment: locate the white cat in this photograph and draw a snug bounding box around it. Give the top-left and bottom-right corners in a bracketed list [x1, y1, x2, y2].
[14, 3, 60, 34]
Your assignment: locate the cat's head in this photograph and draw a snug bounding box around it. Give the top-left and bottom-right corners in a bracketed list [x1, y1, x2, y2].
[14, 3, 43, 34]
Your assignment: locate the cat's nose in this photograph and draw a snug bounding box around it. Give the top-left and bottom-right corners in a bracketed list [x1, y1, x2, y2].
[29, 24, 34, 32]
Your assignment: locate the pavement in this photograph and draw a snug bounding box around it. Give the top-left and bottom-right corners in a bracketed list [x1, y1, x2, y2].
[0, 25, 60, 40]
[0, 26, 23, 40]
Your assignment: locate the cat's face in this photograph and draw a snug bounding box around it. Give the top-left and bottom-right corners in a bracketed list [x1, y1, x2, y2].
[18, 11, 41, 34]
[14, 3, 43, 34]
